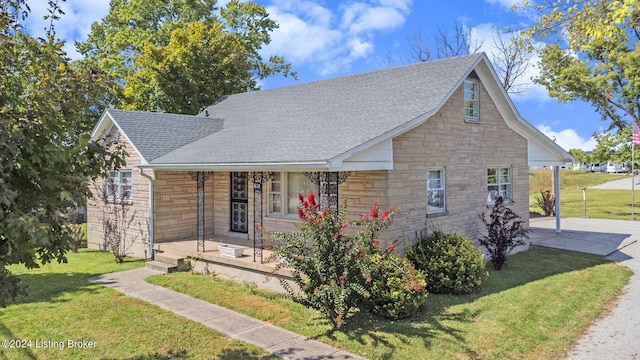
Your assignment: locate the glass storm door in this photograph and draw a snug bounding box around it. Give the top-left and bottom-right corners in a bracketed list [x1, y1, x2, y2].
[230, 172, 248, 233]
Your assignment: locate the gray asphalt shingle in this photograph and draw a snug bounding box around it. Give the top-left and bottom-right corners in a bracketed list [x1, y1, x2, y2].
[105, 53, 484, 166]
[105, 109, 224, 162]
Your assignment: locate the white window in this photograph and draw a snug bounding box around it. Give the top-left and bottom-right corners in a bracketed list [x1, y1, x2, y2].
[487, 167, 512, 205]
[464, 79, 479, 121]
[427, 168, 445, 214]
[107, 170, 132, 201]
[269, 172, 319, 217]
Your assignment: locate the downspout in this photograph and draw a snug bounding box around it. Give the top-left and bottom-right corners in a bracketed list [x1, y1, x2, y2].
[553, 165, 561, 233]
[139, 169, 155, 260]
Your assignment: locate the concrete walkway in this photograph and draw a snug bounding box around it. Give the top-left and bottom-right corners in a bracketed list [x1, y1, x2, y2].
[89, 269, 365, 360]
[530, 218, 640, 359]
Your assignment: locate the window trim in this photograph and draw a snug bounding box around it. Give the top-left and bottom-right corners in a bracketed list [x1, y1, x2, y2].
[427, 167, 446, 215]
[268, 172, 319, 219]
[106, 169, 133, 201]
[487, 166, 512, 206]
[464, 79, 480, 121]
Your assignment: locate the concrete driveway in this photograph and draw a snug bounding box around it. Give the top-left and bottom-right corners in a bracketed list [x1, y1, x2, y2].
[589, 175, 640, 190]
[529, 217, 640, 359]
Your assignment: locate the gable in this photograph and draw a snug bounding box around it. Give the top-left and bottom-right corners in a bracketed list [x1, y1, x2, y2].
[91, 109, 224, 164]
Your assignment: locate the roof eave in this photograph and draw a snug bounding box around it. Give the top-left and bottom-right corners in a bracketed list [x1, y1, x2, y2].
[92, 109, 149, 166]
[473, 57, 575, 166]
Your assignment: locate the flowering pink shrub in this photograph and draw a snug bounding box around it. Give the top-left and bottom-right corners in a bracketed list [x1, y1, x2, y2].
[267, 195, 427, 328]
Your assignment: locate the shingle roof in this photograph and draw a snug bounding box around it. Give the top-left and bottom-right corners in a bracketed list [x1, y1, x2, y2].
[104, 109, 224, 162]
[144, 53, 483, 166]
[96, 53, 488, 168]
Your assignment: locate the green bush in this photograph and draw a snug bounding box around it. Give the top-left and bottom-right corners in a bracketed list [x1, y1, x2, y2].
[406, 230, 488, 294]
[363, 253, 428, 320]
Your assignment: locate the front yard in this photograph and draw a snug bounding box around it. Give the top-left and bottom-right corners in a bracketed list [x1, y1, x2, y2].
[1, 250, 275, 360]
[148, 248, 630, 359]
[0, 250, 620, 359]
[1, 232, 632, 359]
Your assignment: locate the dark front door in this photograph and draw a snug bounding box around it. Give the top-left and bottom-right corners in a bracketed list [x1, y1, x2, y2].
[230, 172, 248, 233]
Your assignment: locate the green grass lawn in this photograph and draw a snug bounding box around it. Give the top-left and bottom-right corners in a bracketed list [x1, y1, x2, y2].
[530, 170, 640, 219]
[148, 249, 632, 360]
[1, 250, 276, 360]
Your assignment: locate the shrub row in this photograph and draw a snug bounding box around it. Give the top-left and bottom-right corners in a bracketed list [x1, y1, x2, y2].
[268, 196, 526, 328]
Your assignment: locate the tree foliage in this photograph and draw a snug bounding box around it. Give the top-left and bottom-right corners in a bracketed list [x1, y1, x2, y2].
[76, 0, 294, 114]
[522, 0, 640, 131]
[590, 126, 640, 165]
[569, 148, 591, 164]
[0, 0, 124, 306]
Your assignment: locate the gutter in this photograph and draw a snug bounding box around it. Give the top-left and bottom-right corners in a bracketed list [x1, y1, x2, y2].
[139, 169, 154, 260]
[137, 161, 332, 172]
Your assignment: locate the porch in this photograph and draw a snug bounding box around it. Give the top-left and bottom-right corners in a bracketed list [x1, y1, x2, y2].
[148, 235, 295, 293]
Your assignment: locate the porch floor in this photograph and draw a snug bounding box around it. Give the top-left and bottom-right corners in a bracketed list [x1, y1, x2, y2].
[153, 235, 284, 275]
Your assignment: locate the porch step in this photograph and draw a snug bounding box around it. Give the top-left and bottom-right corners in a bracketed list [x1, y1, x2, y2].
[145, 260, 178, 274]
[154, 252, 190, 271]
[146, 252, 190, 274]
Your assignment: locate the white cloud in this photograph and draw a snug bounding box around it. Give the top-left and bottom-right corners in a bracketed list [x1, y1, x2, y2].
[24, 0, 110, 59]
[265, 8, 342, 63]
[347, 38, 374, 59]
[263, 0, 413, 76]
[537, 125, 597, 151]
[341, 3, 406, 34]
[377, 0, 412, 13]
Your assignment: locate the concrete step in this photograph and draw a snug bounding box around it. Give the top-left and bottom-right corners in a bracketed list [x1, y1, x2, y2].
[154, 252, 190, 271]
[145, 260, 178, 274]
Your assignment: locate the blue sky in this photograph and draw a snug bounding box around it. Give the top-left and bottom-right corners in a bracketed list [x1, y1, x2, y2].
[24, 0, 606, 151]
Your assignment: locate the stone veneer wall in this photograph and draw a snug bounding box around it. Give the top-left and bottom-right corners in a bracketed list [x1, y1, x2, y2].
[386, 77, 529, 245]
[87, 134, 152, 259]
[154, 171, 215, 242]
[154, 171, 256, 242]
[88, 77, 529, 258]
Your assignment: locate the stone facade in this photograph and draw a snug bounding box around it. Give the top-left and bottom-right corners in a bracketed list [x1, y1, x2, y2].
[86, 133, 152, 258]
[88, 76, 529, 257]
[387, 77, 529, 244]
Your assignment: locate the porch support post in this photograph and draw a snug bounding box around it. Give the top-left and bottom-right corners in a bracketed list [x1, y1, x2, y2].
[189, 171, 213, 252]
[304, 171, 351, 214]
[248, 172, 274, 263]
[553, 165, 561, 233]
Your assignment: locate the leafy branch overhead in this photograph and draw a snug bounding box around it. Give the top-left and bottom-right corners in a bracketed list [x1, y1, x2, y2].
[521, 0, 640, 131]
[76, 0, 296, 114]
[1, 0, 126, 307]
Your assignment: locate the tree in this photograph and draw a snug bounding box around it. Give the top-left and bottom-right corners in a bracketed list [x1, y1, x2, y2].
[124, 22, 253, 114]
[569, 148, 592, 164]
[490, 26, 536, 94]
[590, 127, 637, 165]
[521, 0, 640, 131]
[0, 0, 124, 306]
[400, 21, 483, 64]
[396, 21, 534, 94]
[76, 0, 294, 114]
